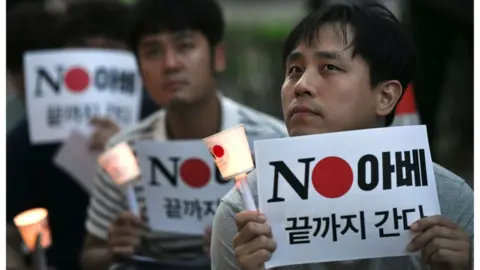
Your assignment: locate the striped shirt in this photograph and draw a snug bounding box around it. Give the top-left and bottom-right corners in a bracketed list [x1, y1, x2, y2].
[85, 94, 288, 260]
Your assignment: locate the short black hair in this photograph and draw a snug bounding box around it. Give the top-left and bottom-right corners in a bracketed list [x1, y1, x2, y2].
[283, 2, 418, 126]
[59, 0, 130, 46]
[128, 0, 224, 53]
[7, 2, 61, 73]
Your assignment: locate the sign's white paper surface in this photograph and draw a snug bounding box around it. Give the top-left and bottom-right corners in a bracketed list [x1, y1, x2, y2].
[134, 140, 234, 235]
[253, 126, 440, 268]
[53, 128, 98, 193]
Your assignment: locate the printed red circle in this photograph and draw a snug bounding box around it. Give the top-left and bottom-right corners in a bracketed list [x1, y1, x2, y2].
[64, 67, 90, 92]
[180, 158, 210, 188]
[311, 156, 353, 199]
[212, 145, 225, 158]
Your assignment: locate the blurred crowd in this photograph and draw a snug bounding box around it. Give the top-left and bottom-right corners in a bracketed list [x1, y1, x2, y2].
[6, 0, 473, 270]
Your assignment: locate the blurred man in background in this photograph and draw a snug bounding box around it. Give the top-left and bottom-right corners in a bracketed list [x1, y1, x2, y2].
[7, 1, 62, 268]
[7, 1, 141, 269]
[81, 0, 287, 269]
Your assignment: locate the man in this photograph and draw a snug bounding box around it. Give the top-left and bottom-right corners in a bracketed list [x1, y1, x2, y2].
[211, 2, 473, 270]
[60, 0, 159, 126]
[80, 0, 287, 269]
[7, 2, 140, 270]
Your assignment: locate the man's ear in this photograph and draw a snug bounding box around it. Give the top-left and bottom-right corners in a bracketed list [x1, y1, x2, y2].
[375, 80, 403, 118]
[213, 42, 226, 73]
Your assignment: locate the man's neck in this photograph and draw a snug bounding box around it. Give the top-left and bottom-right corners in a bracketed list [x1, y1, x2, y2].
[166, 94, 222, 140]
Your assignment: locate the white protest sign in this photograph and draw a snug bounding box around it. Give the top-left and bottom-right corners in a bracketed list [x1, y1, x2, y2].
[54, 128, 98, 194]
[24, 49, 143, 144]
[254, 125, 441, 268]
[134, 140, 234, 235]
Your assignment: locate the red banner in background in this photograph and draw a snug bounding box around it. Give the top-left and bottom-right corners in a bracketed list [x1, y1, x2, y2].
[392, 84, 421, 126]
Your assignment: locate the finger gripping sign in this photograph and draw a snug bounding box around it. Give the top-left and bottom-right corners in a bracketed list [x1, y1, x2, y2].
[24, 49, 143, 144]
[253, 125, 441, 268]
[134, 140, 234, 235]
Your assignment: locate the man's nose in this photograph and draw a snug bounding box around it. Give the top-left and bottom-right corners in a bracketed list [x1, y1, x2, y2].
[293, 74, 315, 97]
[164, 48, 182, 71]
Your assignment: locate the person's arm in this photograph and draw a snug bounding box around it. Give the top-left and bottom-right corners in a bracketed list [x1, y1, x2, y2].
[450, 182, 474, 268]
[210, 199, 243, 270]
[80, 166, 128, 270]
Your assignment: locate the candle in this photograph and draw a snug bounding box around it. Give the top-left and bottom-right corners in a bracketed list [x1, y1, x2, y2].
[13, 208, 51, 252]
[98, 142, 141, 216]
[203, 124, 256, 211]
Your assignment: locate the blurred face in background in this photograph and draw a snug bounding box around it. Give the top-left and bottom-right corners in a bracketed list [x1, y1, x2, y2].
[136, 30, 225, 109]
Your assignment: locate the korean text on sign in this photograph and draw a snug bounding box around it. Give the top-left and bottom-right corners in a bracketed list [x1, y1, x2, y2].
[253, 126, 441, 268]
[134, 140, 234, 235]
[24, 49, 142, 144]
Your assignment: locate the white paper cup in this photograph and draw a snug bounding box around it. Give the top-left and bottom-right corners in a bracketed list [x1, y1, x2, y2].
[203, 124, 254, 180]
[98, 142, 140, 185]
[13, 208, 51, 252]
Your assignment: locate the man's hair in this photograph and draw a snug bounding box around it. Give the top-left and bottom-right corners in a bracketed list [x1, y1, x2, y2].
[128, 0, 225, 54]
[7, 2, 61, 73]
[282, 2, 418, 126]
[59, 0, 130, 46]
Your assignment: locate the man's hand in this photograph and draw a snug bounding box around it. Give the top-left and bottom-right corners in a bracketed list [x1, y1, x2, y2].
[232, 211, 276, 270]
[203, 226, 212, 259]
[107, 211, 142, 258]
[89, 117, 120, 151]
[407, 215, 471, 269]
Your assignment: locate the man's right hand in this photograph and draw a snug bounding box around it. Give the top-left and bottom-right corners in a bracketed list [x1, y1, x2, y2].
[107, 211, 142, 258]
[233, 211, 276, 270]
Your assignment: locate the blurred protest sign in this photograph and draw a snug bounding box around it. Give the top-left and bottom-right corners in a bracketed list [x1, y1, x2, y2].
[135, 140, 234, 235]
[24, 49, 142, 144]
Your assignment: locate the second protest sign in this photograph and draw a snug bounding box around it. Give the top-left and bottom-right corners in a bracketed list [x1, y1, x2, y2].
[134, 140, 234, 235]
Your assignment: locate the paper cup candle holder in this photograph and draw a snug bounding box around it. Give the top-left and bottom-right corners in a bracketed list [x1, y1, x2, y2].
[203, 124, 256, 211]
[14, 208, 52, 252]
[98, 142, 141, 216]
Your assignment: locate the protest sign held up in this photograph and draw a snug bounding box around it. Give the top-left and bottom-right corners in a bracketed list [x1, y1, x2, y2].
[134, 140, 234, 235]
[253, 125, 441, 268]
[24, 49, 143, 144]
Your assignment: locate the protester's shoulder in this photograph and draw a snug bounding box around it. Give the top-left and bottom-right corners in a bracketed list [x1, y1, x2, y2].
[433, 162, 473, 215]
[433, 162, 471, 193]
[221, 168, 259, 213]
[224, 97, 288, 137]
[106, 109, 165, 149]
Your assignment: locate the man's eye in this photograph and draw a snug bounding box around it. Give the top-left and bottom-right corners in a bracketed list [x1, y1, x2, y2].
[177, 41, 195, 51]
[322, 64, 340, 71]
[144, 47, 162, 58]
[288, 66, 302, 75]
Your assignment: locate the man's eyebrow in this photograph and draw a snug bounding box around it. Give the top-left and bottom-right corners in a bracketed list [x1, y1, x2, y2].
[173, 30, 194, 41]
[314, 51, 344, 60]
[286, 51, 303, 63]
[139, 39, 160, 47]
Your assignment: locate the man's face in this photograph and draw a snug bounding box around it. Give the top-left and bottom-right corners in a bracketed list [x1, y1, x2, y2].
[137, 30, 225, 108]
[281, 23, 400, 137]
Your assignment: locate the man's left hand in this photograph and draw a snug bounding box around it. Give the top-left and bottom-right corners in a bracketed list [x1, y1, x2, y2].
[407, 215, 471, 270]
[88, 117, 120, 152]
